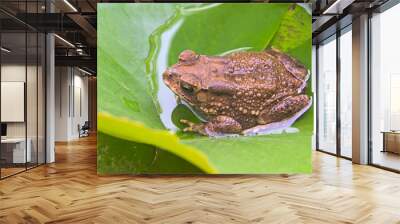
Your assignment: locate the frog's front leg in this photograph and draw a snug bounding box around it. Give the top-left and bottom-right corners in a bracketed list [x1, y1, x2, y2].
[180, 119, 208, 136]
[180, 115, 242, 136]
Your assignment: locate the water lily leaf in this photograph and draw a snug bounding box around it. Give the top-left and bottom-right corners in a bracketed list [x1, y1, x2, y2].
[98, 3, 312, 174]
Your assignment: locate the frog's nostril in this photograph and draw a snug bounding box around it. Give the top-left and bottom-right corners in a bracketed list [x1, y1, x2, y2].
[163, 69, 173, 79]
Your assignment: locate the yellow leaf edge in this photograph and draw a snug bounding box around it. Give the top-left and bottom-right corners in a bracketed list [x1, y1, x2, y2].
[98, 112, 218, 174]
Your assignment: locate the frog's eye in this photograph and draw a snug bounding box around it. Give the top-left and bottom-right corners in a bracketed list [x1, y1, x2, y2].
[180, 82, 194, 93]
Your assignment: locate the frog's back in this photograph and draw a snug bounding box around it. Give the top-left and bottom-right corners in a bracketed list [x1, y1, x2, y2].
[219, 50, 308, 129]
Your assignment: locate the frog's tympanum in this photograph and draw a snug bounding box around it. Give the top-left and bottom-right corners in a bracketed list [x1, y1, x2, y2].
[163, 49, 311, 136]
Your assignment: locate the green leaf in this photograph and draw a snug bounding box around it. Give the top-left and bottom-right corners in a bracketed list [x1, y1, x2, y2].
[98, 126, 205, 175]
[98, 112, 217, 173]
[167, 3, 289, 65]
[98, 3, 312, 174]
[99, 112, 311, 174]
[98, 3, 179, 129]
[270, 4, 312, 54]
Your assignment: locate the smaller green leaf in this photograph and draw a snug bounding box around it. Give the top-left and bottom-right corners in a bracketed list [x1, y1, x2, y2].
[98, 112, 218, 174]
[98, 132, 204, 174]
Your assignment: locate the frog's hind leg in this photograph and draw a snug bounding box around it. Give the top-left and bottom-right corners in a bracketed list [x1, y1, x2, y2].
[244, 95, 312, 135]
[267, 48, 309, 81]
[257, 95, 310, 125]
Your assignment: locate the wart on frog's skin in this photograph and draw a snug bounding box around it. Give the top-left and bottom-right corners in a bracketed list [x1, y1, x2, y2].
[163, 48, 311, 136]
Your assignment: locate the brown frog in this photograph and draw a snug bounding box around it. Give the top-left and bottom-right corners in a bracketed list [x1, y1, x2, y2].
[163, 49, 311, 136]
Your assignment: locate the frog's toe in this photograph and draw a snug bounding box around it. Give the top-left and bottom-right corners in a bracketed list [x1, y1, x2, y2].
[180, 120, 207, 135]
[183, 126, 194, 132]
[180, 119, 195, 127]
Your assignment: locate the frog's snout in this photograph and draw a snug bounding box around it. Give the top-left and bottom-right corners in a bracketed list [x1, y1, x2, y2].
[163, 68, 172, 79]
[163, 68, 176, 84]
[163, 68, 180, 91]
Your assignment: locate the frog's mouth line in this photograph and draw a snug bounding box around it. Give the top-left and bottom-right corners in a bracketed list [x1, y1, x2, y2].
[173, 82, 195, 104]
[173, 83, 208, 123]
[163, 76, 192, 105]
[163, 76, 207, 122]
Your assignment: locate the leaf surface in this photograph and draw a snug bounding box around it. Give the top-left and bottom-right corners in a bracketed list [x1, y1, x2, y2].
[98, 3, 312, 174]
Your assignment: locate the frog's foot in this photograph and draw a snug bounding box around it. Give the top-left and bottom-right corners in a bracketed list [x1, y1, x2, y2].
[180, 119, 207, 136]
[180, 116, 242, 137]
